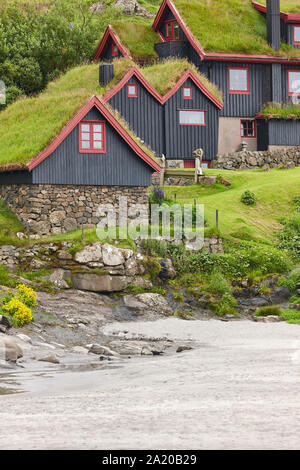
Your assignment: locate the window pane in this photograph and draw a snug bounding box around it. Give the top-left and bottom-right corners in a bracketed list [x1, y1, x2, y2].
[94, 141, 103, 149]
[295, 27, 300, 42]
[93, 133, 102, 141]
[81, 132, 90, 141]
[229, 69, 248, 91]
[93, 124, 102, 132]
[179, 110, 205, 125]
[174, 23, 179, 40]
[183, 87, 191, 97]
[81, 141, 91, 149]
[166, 23, 172, 38]
[81, 124, 90, 132]
[128, 85, 137, 96]
[289, 71, 300, 95]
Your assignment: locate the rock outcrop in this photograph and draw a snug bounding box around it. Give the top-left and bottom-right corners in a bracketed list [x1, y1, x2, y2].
[113, 0, 154, 18]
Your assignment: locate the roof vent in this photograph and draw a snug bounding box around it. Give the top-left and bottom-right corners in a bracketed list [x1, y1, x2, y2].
[266, 0, 281, 51]
[99, 64, 114, 86]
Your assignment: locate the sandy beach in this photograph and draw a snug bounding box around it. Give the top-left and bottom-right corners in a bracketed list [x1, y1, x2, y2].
[1, 318, 300, 450]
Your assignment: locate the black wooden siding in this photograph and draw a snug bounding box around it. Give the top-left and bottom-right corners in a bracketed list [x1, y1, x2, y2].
[108, 75, 165, 156]
[0, 170, 32, 185]
[257, 118, 300, 150]
[32, 107, 153, 186]
[164, 78, 219, 161]
[200, 62, 265, 117]
[157, 7, 187, 42]
[100, 36, 123, 61]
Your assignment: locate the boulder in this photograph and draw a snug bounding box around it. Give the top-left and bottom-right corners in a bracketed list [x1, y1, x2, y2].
[269, 287, 291, 304]
[0, 315, 12, 332]
[71, 273, 131, 292]
[0, 336, 23, 362]
[88, 344, 119, 357]
[74, 243, 103, 264]
[123, 293, 172, 317]
[177, 345, 193, 353]
[102, 243, 125, 266]
[49, 269, 71, 289]
[253, 315, 283, 323]
[38, 353, 60, 364]
[108, 340, 163, 356]
[158, 259, 176, 280]
[113, 0, 154, 18]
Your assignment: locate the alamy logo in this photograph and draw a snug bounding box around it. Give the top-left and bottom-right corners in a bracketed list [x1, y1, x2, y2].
[0, 81, 5, 105]
[96, 196, 204, 250]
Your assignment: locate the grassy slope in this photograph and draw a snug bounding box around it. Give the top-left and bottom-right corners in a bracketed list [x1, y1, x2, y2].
[174, 0, 300, 57]
[164, 167, 300, 242]
[0, 58, 221, 168]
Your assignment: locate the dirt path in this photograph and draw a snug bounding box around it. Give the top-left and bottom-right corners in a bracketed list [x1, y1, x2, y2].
[1, 318, 300, 450]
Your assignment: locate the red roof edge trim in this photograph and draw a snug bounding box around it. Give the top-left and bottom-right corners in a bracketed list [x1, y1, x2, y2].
[204, 52, 300, 64]
[27, 96, 161, 173]
[93, 25, 131, 62]
[102, 67, 163, 103]
[161, 69, 224, 109]
[102, 66, 223, 109]
[252, 2, 300, 23]
[152, 0, 205, 60]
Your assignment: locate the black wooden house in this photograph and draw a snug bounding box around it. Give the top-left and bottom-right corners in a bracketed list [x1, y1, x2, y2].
[94, 0, 300, 167]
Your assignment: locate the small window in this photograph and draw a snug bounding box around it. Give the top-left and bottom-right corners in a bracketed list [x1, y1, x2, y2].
[79, 121, 106, 153]
[229, 67, 249, 94]
[128, 84, 138, 98]
[112, 43, 118, 57]
[241, 120, 256, 138]
[288, 70, 300, 97]
[183, 86, 193, 100]
[165, 21, 179, 40]
[294, 26, 300, 45]
[179, 110, 206, 126]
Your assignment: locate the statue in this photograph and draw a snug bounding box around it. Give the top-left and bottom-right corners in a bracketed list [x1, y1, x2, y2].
[193, 148, 203, 181]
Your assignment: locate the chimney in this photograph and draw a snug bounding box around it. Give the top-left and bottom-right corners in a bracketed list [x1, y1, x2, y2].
[99, 64, 114, 86]
[266, 0, 281, 51]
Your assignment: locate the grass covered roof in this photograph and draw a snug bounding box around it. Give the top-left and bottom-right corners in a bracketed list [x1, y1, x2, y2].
[0, 58, 221, 169]
[172, 0, 300, 57]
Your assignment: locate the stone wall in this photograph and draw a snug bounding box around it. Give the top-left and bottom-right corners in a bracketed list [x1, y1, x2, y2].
[215, 146, 300, 170]
[0, 184, 149, 235]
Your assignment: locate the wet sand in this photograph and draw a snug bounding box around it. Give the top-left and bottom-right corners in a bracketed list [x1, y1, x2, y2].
[1, 318, 300, 450]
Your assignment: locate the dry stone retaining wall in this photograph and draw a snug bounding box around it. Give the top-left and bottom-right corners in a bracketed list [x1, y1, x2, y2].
[0, 184, 149, 236]
[215, 147, 300, 170]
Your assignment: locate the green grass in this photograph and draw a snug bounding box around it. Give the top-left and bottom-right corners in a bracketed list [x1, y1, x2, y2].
[259, 1, 300, 14]
[0, 200, 24, 239]
[112, 19, 160, 59]
[259, 102, 300, 119]
[164, 167, 300, 242]
[173, 0, 300, 57]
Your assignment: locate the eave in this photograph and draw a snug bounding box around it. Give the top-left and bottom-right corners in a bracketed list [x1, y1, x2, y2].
[93, 25, 132, 62]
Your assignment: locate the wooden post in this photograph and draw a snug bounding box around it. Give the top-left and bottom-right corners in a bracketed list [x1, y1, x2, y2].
[216, 209, 219, 229]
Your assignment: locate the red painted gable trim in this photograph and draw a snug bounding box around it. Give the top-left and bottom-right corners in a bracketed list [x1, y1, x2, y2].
[152, 0, 205, 60]
[103, 67, 223, 110]
[93, 25, 131, 61]
[152, 0, 300, 65]
[252, 2, 300, 23]
[27, 96, 161, 173]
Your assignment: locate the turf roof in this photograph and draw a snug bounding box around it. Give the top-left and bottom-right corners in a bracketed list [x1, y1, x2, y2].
[0, 58, 221, 169]
[258, 1, 300, 14]
[171, 0, 300, 57]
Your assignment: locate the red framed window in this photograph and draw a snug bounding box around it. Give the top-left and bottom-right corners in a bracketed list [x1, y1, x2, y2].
[182, 86, 193, 100]
[165, 20, 179, 40]
[241, 120, 256, 138]
[112, 43, 118, 57]
[178, 109, 206, 126]
[288, 69, 300, 96]
[293, 26, 300, 45]
[79, 121, 106, 153]
[127, 84, 138, 98]
[228, 67, 250, 94]
[184, 160, 211, 169]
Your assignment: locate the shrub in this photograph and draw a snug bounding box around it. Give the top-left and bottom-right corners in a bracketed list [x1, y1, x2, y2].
[255, 305, 282, 317]
[1, 298, 34, 327]
[278, 270, 300, 292]
[241, 190, 256, 206]
[16, 284, 37, 308]
[215, 292, 237, 316]
[277, 213, 300, 259]
[149, 185, 166, 205]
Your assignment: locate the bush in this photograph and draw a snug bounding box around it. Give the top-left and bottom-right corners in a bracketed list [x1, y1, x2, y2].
[149, 185, 166, 205]
[241, 190, 256, 206]
[256, 305, 282, 317]
[277, 213, 300, 259]
[278, 270, 300, 292]
[216, 292, 237, 316]
[16, 284, 37, 308]
[1, 298, 34, 327]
